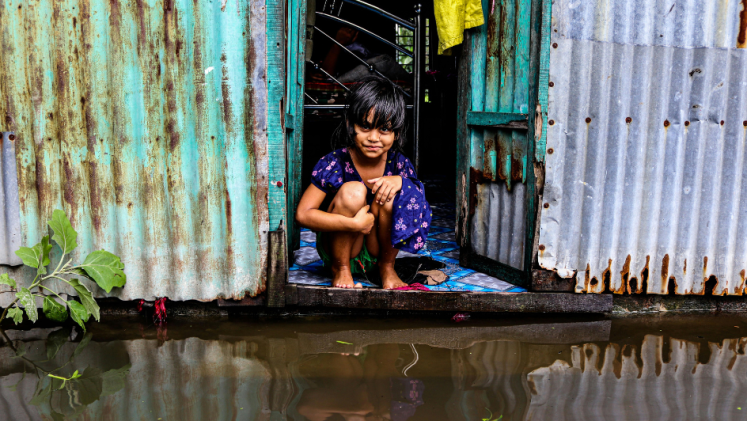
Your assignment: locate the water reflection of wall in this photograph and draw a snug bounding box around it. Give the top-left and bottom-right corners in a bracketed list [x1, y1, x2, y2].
[527, 335, 747, 421]
[0, 337, 273, 421]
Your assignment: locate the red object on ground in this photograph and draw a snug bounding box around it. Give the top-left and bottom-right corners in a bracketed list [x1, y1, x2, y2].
[452, 313, 470, 322]
[154, 297, 167, 323]
[393, 283, 429, 291]
[137, 299, 145, 312]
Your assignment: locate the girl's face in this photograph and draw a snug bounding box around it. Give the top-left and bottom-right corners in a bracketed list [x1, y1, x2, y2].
[352, 109, 396, 160]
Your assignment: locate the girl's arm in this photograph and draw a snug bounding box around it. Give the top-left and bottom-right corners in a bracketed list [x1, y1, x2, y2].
[295, 184, 374, 234]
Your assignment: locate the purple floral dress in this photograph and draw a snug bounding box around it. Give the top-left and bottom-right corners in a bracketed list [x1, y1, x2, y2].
[311, 148, 432, 254]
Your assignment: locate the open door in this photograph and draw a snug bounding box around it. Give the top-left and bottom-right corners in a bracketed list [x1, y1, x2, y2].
[455, 0, 542, 287]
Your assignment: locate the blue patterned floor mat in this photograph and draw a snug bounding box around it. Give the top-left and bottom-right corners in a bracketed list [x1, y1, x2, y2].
[289, 202, 526, 293]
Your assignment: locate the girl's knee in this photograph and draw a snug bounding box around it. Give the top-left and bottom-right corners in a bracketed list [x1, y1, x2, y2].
[337, 182, 367, 210]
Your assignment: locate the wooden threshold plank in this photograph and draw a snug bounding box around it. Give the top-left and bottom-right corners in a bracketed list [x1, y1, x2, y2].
[293, 285, 612, 313]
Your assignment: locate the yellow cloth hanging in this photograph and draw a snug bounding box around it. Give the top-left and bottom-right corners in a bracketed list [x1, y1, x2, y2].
[434, 0, 485, 55]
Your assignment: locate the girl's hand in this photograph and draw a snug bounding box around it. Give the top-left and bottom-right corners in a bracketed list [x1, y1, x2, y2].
[368, 176, 403, 205]
[352, 205, 375, 234]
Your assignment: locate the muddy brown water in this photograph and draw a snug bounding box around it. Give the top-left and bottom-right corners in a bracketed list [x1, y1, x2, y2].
[3, 313, 747, 420]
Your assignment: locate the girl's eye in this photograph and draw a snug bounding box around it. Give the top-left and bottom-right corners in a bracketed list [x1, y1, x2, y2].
[380, 127, 391, 133]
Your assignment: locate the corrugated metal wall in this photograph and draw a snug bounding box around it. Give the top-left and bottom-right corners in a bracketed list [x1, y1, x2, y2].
[528, 335, 747, 421]
[539, 0, 747, 294]
[0, 0, 269, 300]
[462, 0, 533, 269]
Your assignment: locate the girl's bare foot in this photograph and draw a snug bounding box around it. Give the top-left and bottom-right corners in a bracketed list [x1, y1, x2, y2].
[379, 264, 407, 289]
[331, 266, 362, 288]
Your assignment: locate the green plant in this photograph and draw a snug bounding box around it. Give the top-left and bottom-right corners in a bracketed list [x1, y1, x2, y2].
[48, 370, 82, 389]
[0, 209, 126, 331]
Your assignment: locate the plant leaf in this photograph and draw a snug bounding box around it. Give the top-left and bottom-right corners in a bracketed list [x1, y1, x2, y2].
[100, 364, 131, 397]
[68, 301, 89, 332]
[15, 246, 42, 269]
[7, 307, 23, 325]
[17, 288, 38, 322]
[68, 279, 100, 322]
[46, 328, 70, 361]
[37, 236, 52, 275]
[0, 273, 16, 289]
[72, 332, 93, 359]
[43, 296, 68, 322]
[48, 209, 78, 255]
[16, 237, 52, 274]
[79, 251, 126, 293]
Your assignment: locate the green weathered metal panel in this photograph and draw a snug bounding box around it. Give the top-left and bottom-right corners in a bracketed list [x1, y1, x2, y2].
[0, 0, 269, 301]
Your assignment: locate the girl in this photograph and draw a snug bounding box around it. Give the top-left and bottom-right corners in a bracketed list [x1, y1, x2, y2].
[296, 76, 431, 289]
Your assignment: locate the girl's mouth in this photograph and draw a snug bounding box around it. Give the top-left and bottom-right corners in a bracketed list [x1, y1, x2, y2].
[364, 145, 380, 151]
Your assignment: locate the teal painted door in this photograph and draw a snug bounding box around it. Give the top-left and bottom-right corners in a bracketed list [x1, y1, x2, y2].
[455, 0, 543, 287]
[266, 0, 307, 250]
[284, 0, 308, 250]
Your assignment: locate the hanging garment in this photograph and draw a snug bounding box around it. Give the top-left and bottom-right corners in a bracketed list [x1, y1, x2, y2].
[433, 0, 485, 55]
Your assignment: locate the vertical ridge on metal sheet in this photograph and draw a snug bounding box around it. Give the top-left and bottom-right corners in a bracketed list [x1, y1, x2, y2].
[0, 0, 268, 301]
[540, 0, 747, 294]
[0, 133, 21, 265]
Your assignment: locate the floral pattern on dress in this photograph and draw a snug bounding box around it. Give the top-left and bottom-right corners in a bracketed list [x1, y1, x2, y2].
[310, 148, 432, 254]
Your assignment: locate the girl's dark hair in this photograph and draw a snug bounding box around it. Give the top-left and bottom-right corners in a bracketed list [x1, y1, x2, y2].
[332, 76, 408, 151]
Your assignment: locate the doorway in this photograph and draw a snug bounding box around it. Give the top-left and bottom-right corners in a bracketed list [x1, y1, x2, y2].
[283, 0, 542, 292]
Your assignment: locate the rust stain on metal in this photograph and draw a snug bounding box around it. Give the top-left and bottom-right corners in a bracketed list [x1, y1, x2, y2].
[468, 167, 492, 218]
[661, 254, 670, 293]
[639, 255, 651, 294]
[601, 259, 612, 293]
[483, 138, 496, 180]
[620, 255, 632, 294]
[738, 0, 747, 48]
[664, 120, 670, 127]
[510, 155, 523, 182]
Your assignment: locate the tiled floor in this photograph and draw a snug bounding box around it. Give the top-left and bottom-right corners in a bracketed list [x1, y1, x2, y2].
[289, 201, 527, 293]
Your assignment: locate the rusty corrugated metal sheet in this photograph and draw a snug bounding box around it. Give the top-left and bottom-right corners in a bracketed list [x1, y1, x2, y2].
[0, 0, 269, 300]
[528, 335, 747, 421]
[539, 0, 747, 294]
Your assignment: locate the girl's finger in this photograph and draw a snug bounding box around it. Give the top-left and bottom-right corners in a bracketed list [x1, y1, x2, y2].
[386, 188, 396, 202]
[375, 184, 386, 203]
[378, 185, 391, 205]
[368, 177, 380, 184]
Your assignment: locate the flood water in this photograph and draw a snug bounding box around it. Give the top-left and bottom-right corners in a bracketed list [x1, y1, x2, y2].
[3, 313, 747, 420]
